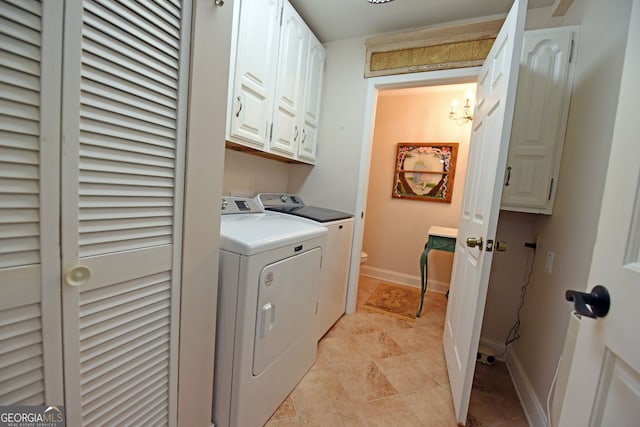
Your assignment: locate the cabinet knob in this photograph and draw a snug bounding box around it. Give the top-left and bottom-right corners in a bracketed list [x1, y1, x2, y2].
[65, 265, 91, 287]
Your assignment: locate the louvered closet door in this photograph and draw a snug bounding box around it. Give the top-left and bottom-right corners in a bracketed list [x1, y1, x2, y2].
[60, 1, 191, 425]
[0, 0, 64, 406]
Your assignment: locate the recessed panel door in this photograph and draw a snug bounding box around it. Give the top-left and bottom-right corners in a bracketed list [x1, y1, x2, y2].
[559, 1, 640, 424]
[443, 0, 527, 423]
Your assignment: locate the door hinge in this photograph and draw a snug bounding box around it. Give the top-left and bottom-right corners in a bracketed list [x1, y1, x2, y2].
[548, 178, 554, 201]
[279, 6, 284, 26]
[269, 122, 273, 142]
[569, 38, 575, 63]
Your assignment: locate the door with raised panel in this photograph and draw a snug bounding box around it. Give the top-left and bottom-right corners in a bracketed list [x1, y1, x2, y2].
[0, 0, 64, 407]
[271, 1, 308, 156]
[59, 1, 191, 425]
[501, 27, 575, 214]
[298, 32, 325, 162]
[229, 0, 281, 148]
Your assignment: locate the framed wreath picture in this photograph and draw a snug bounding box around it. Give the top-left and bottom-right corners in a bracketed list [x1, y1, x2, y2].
[392, 142, 459, 203]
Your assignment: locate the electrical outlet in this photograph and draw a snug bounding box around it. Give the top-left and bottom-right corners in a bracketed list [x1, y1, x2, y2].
[545, 251, 555, 274]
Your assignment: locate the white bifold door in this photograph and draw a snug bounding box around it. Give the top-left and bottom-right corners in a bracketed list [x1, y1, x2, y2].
[0, 1, 191, 426]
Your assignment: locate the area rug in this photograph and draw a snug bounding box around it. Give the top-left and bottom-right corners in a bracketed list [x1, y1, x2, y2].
[363, 282, 421, 321]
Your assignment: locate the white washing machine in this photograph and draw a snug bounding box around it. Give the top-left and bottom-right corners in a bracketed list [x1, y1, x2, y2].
[255, 194, 354, 340]
[213, 197, 327, 427]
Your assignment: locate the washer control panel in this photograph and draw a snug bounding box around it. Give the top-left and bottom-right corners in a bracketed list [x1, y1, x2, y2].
[257, 193, 305, 209]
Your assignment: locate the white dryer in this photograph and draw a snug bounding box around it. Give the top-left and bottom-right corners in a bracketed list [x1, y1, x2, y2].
[255, 194, 354, 341]
[213, 197, 327, 427]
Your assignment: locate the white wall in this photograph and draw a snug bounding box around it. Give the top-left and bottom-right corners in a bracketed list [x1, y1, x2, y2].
[222, 149, 290, 196]
[361, 85, 473, 289]
[179, 0, 233, 424]
[510, 0, 633, 419]
[481, 211, 536, 348]
[288, 37, 370, 214]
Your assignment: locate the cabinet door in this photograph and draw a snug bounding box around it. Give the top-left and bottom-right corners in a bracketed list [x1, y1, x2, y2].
[229, 0, 281, 148]
[0, 0, 64, 406]
[59, 1, 191, 425]
[501, 28, 575, 213]
[298, 33, 325, 162]
[271, 1, 308, 156]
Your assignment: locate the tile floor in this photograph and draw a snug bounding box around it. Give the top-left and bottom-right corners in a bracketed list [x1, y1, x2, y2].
[265, 276, 528, 426]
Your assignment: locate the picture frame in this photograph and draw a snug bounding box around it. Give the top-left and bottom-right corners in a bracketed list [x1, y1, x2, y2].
[392, 142, 459, 203]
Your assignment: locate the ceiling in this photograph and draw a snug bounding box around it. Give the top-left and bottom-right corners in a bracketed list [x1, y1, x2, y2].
[289, 0, 556, 43]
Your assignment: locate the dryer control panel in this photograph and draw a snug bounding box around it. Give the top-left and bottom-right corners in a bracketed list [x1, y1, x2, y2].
[221, 197, 263, 215]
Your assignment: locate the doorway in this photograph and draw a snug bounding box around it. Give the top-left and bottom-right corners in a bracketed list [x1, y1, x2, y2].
[360, 83, 476, 292]
[345, 68, 480, 315]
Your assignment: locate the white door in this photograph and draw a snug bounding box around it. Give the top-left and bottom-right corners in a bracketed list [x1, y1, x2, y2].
[229, 0, 281, 148]
[0, 0, 64, 406]
[59, 1, 191, 425]
[443, 0, 527, 423]
[558, 2, 640, 425]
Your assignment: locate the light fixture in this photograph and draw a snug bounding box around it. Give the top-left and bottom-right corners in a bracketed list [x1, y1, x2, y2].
[449, 91, 475, 125]
[368, 0, 395, 4]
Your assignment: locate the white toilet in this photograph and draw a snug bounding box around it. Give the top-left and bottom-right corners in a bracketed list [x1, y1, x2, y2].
[360, 251, 368, 264]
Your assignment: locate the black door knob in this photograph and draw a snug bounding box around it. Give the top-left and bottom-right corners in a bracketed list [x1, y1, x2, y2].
[565, 285, 610, 318]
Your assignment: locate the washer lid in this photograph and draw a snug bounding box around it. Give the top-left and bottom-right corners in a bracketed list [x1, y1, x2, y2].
[220, 212, 327, 255]
[266, 206, 353, 223]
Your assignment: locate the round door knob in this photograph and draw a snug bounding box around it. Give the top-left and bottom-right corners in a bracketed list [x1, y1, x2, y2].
[466, 237, 483, 250]
[65, 265, 91, 287]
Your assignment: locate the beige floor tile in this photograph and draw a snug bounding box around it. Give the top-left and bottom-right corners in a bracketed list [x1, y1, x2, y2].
[354, 330, 407, 359]
[388, 326, 440, 353]
[354, 395, 423, 427]
[314, 335, 370, 369]
[409, 346, 450, 385]
[267, 395, 296, 422]
[375, 354, 438, 393]
[291, 367, 356, 418]
[271, 275, 527, 427]
[297, 407, 364, 427]
[402, 383, 458, 427]
[332, 361, 398, 403]
[264, 417, 303, 427]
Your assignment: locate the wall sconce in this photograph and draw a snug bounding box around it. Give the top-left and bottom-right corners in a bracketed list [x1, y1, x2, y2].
[449, 92, 475, 125]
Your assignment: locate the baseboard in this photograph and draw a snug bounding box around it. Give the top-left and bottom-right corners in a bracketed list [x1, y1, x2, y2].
[506, 350, 547, 427]
[359, 266, 449, 294]
[479, 337, 506, 362]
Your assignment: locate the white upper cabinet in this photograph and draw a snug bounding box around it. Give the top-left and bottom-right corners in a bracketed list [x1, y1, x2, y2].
[271, 2, 308, 156]
[228, 0, 282, 149]
[298, 33, 326, 162]
[227, 0, 325, 164]
[501, 27, 578, 214]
